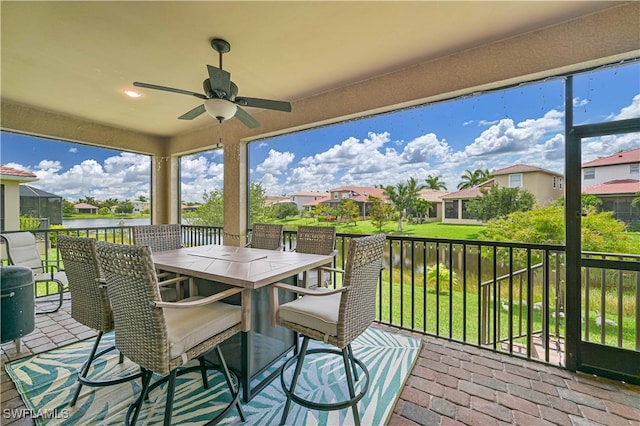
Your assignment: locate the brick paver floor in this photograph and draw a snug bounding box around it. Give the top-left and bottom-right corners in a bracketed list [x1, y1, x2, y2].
[2, 297, 639, 425]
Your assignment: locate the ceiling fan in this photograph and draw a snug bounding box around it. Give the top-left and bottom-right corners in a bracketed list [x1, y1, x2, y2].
[133, 38, 292, 129]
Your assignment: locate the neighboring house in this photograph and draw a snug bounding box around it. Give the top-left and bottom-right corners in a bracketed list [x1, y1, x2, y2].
[442, 164, 564, 224]
[74, 203, 99, 214]
[581, 148, 640, 187]
[583, 179, 640, 223]
[291, 191, 330, 211]
[302, 196, 331, 212]
[0, 165, 38, 231]
[441, 179, 494, 225]
[131, 200, 150, 213]
[416, 189, 448, 222]
[19, 185, 63, 226]
[492, 164, 564, 207]
[581, 148, 640, 224]
[322, 186, 388, 217]
[265, 195, 292, 206]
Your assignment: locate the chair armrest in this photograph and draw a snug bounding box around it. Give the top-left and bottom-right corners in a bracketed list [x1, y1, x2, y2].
[41, 260, 62, 273]
[151, 287, 243, 308]
[273, 282, 349, 296]
[318, 266, 344, 274]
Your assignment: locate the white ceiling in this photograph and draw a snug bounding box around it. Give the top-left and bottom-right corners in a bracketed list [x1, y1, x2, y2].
[0, 1, 627, 138]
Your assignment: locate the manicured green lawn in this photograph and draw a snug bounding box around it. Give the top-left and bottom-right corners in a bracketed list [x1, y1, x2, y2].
[277, 217, 484, 239]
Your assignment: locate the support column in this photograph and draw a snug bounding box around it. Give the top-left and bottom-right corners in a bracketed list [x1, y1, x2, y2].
[151, 155, 180, 224]
[223, 142, 248, 246]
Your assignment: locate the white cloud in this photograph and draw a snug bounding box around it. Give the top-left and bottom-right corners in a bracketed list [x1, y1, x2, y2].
[613, 94, 640, 120]
[256, 149, 295, 175]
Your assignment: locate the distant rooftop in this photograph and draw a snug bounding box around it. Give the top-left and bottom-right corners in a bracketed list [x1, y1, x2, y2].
[582, 179, 640, 195]
[492, 164, 562, 176]
[0, 165, 38, 181]
[582, 147, 640, 168]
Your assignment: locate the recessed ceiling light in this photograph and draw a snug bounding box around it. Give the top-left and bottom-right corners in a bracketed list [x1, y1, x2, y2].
[124, 90, 141, 98]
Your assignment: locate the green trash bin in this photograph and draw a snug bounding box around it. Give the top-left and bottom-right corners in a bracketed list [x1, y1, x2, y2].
[1, 265, 35, 352]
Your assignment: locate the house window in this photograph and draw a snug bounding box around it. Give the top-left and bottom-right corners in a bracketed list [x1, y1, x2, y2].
[509, 173, 523, 188]
[461, 200, 472, 219]
[553, 176, 557, 189]
[583, 168, 595, 180]
[445, 201, 458, 219]
[428, 205, 437, 218]
[559, 178, 563, 190]
[333, 192, 339, 199]
[631, 164, 639, 174]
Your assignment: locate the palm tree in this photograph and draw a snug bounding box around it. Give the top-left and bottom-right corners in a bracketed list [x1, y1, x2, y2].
[424, 174, 447, 190]
[457, 168, 493, 190]
[379, 177, 424, 232]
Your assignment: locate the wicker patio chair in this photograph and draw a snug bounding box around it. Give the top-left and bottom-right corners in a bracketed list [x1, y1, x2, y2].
[96, 242, 246, 426]
[246, 223, 283, 250]
[292, 226, 337, 288]
[57, 235, 142, 407]
[271, 233, 386, 426]
[1, 232, 66, 314]
[132, 224, 186, 300]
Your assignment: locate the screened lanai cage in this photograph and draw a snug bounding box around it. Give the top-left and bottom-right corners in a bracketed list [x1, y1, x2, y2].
[19, 185, 62, 228]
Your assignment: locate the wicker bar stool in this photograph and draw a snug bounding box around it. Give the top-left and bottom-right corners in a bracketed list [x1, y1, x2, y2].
[246, 223, 283, 250]
[271, 233, 386, 425]
[132, 224, 187, 299]
[96, 242, 246, 426]
[292, 226, 337, 288]
[57, 235, 142, 407]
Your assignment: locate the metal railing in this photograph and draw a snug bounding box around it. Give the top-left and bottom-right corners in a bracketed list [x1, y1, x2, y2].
[3, 225, 637, 366]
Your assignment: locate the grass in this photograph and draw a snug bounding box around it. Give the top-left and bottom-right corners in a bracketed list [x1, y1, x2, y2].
[277, 217, 484, 239]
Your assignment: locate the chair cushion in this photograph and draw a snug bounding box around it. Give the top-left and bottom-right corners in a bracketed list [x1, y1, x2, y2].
[278, 289, 341, 337]
[164, 300, 241, 359]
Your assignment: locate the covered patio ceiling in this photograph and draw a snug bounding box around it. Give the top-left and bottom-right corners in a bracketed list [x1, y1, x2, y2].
[1, 1, 639, 158]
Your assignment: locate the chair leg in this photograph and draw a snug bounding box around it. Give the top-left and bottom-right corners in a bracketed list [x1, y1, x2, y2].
[199, 357, 209, 389]
[280, 336, 310, 426]
[163, 370, 178, 426]
[347, 344, 359, 381]
[70, 331, 103, 407]
[129, 369, 153, 426]
[214, 346, 246, 422]
[35, 280, 64, 314]
[342, 347, 361, 426]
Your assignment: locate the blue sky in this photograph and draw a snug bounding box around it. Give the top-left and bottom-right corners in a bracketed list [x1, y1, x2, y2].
[2, 62, 639, 203]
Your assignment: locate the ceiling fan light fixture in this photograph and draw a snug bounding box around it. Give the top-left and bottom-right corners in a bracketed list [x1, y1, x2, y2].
[204, 98, 237, 123]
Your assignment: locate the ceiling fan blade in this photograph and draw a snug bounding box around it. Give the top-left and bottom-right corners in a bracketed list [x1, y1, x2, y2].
[178, 104, 206, 120]
[235, 97, 292, 112]
[234, 106, 260, 128]
[207, 65, 231, 96]
[133, 82, 207, 99]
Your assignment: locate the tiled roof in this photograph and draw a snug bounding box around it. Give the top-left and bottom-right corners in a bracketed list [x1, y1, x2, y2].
[303, 196, 332, 207]
[418, 189, 448, 202]
[582, 179, 640, 195]
[292, 191, 330, 197]
[492, 164, 562, 176]
[442, 179, 494, 199]
[74, 203, 98, 209]
[582, 148, 640, 167]
[0, 165, 38, 180]
[329, 185, 388, 200]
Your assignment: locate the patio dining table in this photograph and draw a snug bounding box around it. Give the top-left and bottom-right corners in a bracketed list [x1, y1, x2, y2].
[152, 243, 335, 402]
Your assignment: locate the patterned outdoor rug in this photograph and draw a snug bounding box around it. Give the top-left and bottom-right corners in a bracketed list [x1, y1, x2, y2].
[5, 327, 421, 425]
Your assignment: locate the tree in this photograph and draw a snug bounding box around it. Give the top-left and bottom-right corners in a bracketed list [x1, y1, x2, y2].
[188, 188, 224, 226]
[478, 205, 634, 254]
[63, 200, 76, 216]
[379, 177, 424, 232]
[249, 182, 268, 223]
[272, 203, 299, 219]
[368, 196, 391, 231]
[466, 186, 535, 221]
[338, 199, 359, 225]
[425, 174, 447, 190]
[79, 195, 97, 206]
[412, 198, 432, 223]
[457, 168, 493, 190]
[310, 203, 333, 221]
[115, 200, 134, 214]
[137, 195, 148, 202]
